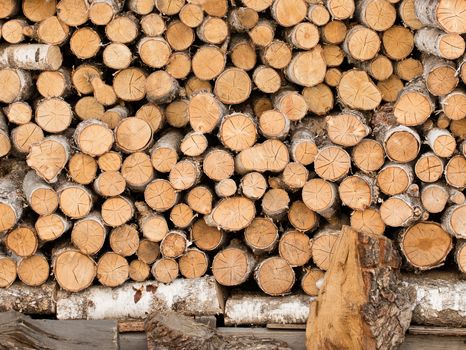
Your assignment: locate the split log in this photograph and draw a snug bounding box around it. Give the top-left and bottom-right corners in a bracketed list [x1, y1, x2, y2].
[145, 309, 291, 350]
[56, 276, 224, 319]
[225, 293, 311, 325]
[306, 226, 413, 350]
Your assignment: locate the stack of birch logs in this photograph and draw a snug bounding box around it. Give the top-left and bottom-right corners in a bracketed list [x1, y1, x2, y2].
[0, 0, 465, 297]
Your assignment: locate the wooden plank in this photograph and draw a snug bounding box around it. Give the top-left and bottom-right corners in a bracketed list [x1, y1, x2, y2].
[408, 326, 466, 337]
[0, 311, 118, 350]
[118, 320, 145, 333]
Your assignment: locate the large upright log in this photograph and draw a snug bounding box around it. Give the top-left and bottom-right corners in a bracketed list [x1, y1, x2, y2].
[306, 226, 413, 350]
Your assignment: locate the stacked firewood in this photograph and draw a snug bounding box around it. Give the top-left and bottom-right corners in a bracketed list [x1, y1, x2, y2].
[0, 0, 465, 296]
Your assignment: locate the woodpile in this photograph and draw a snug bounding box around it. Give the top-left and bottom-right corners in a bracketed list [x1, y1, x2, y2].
[0, 0, 465, 308]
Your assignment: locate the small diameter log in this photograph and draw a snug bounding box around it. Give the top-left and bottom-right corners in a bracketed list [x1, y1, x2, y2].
[253, 66, 281, 94]
[137, 37, 171, 69]
[244, 217, 278, 255]
[166, 53, 191, 83]
[137, 240, 160, 265]
[26, 136, 70, 183]
[68, 153, 98, 186]
[71, 213, 107, 255]
[441, 89, 466, 121]
[57, 0, 89, 26]
[338, 173, 377, 211]
[219, 112, 257, 152]
[258, 109, 290, 139]
[382, 25, 414, 60]
[141, 13, 165, 36]
[101, 196, 135, 227]
[212, 239, 255, 287]
[311, 229, 340, 271]
[395, 58, 423, 81]
[325, 68, 342, 86]
[321, 21, 347, 45]
[152, 258, 179, 284]
[90, 77, 117, 106]
[303, 83, 334, 115]
[135, 104, 164, 133]
[357, 0, 396, 31]
[230, 37, 257, 71]
[103, 43, 132, 70]
[399, 0, 424, 30]
[380, 194, 426, 228]
[105, 14, 139, 44]
[260, 39, 292, 69]
[414, 0, 466, 34]
[337, 70, 381, 111]
[136, 201, 169, 242]
[290, 128, 318, 166]
[254, 256, 295, 296]
[188, 92, 226, 133]
[326, 110, 370, 147]
[70, 27, 101, 60]
[414, 152, 444, 183]
[0, 0, 18, 19]
[215, 179, 237, 198]
[288, 200, 318, 232]
[121, 152, 154, 191]
[56, 276, 224, 319]
[1, 19, 31, 44]
[442, 203, 466, 239]
[248, 20, 275, 47]
[415, 27, 464, 60]
[203, 149, 234, 181]
[381, 126, 421, 163]
[400, 221, 453, 270]
[356, 55, 393, 81]
[235, 140, 289, 175]
[35, 213, 71, 242]
[377, 163, 414, 196]
[170, 203, 195, 229]
[97, 252, 129, 287]
[93, 171, 126, 197]
[286, 22, 319, 50]
[58, 183, 93, 220]
[377, 74, 404, 102]
[190, 218, 225, 252]
[146, 70, 179, 104]
[302, 178, 338, 219]
[214, 68, 252, 105]
[456, 241, 466, 274]
[115, 117, 152, 153]
[113, 68, 146, 102]
[314, 145, 351, 182]
[129, 260, 150, 282]
[109, 224, 139, 257]
[169, 158, 201, 191]
[165, 100, 189, 128]
[0, 165, 25, 233]
[98, 151, 122, 172]
[5, 224, 38, 257]
[22, 170, 58, 216]
[280, 162, 309, 191]
[180, 3, 204, 28]
[192, 45, 226, 81]
[35, 98, 72, 133]
[0, 68, 32, 103]
[150, 130, 182, 173]
[422, 56, 458, 97]
[352, 139, 385, 173]
[301, 268, 325, 296]
[426, 128, 456, 158]
[0, 44, 62, 70]
[240, 172, 267, 201]
[325, 0, 355, 20]
[343, 25, 380, 61]
[0, 254, 16, 288]
[394, 78, 434, 126]
[72, 64, 102, 95]
[307, 4, 330, 26]
[224, 293, 310, 326]
[186, 186, 213, 215]
[4, 101, 32, 125]
[279, 230, 312, 267]
[445, 155, 466, 189]
[36, 69, 71, 98]
[179, 248, 209, 279]
[350, 207, 385, 235]
[285, 46, 326, 87]
[421, 183, 450, 214]
[73, 120, 114, 157]
[160, 230, 188, 259]
[89, 0, 123, 25]
[17, 254, 49, 287]
[205, 196, 254, 231]
[166, 20, 195, 51]
[261, 188, 290, 220]
[53, 247, 96, 292]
